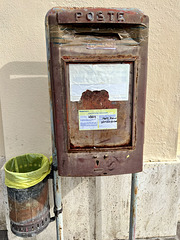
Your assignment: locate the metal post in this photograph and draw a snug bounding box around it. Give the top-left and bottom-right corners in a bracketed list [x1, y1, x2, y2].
[45, 20, 64, 240]
[52, 162, 64, 240]
[129, 173, 138, 240]
[48, 75, 64, 240]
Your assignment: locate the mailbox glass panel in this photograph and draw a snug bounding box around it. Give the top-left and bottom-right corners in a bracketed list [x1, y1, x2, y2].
[67, 61, 134, 150]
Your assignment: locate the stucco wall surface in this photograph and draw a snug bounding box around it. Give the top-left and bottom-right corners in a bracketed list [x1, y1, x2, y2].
[0, 0, 180, 239]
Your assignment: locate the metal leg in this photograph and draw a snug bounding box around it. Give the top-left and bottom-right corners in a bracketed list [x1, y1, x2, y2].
[129, 173, 138, 240]
[46, 22, 64, 240]
[53, 164, 64, 240]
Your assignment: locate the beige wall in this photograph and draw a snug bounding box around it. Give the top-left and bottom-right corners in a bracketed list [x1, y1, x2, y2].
[0, 0, 180, 239]
[0, 0, 179, 161]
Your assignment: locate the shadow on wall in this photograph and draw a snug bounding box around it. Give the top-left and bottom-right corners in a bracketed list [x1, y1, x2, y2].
[0, 62, 51, 158]
[0, 61, 48, 75]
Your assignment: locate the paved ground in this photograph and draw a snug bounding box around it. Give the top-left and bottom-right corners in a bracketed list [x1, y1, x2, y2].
[0, 222, 180, 240]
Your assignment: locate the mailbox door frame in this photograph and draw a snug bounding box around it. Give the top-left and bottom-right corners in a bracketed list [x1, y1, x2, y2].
[63, 56, 137, 151]
[49, 49, 146, 176]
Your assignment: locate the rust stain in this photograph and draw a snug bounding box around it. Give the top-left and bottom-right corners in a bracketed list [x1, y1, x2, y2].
[80, 90, 113, 109]
[70, 144, 132, 150]
[134, 186, 138, 195]
[9, 182, 49, 222]
[56, 180, 59, 192]
[48, 81, 52, 100]
[62, 55, 136, 62]
[98, 139, 111, 144]
[59, 226, 62, 240]
[132, 204, 137, 217]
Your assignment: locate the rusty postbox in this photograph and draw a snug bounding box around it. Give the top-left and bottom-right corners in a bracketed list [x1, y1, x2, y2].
[46, 7, 149, 176]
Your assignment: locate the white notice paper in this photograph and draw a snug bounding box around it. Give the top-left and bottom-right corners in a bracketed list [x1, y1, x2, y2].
[79, 109, 117, 130]
[69, 63, 130, 102]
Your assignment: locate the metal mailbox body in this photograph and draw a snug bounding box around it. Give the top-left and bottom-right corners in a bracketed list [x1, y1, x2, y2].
[46, 7, 149, 177]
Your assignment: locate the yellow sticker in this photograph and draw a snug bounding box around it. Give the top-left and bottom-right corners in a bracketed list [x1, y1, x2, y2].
[79, 109, 117, 131]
